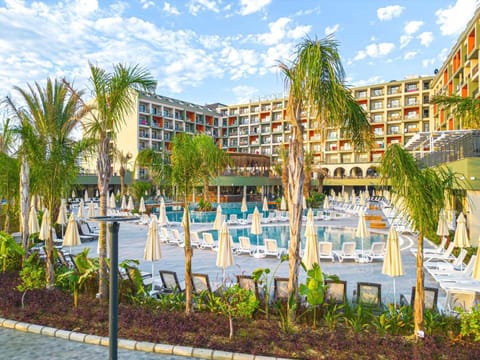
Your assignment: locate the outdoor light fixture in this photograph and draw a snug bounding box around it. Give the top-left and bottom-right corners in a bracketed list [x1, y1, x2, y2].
[89, 215, 139, 360]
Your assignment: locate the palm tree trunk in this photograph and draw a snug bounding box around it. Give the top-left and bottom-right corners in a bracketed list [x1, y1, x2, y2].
[45, 199, 55, 289]
[119, 166, 126, 196]
[286, 120, 304, 324]
[183, 197, 193, 314]
[19, 158, 30, 251]
[203, 177, 208, 202]
[97, 136, 111, 300]
[414, 231, 425, 337]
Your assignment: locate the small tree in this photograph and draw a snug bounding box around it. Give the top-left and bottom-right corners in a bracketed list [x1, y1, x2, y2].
[17, 254, 46, 308]
[214, 285, 259, 339]
[299, 263, 325, 328]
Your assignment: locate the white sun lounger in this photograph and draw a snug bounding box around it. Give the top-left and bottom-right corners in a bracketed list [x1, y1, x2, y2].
[200, 232, 218, 251]
[334, 242, 358, 262]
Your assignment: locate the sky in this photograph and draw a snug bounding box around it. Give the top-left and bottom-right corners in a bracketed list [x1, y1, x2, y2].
[0, 0, 479, 108]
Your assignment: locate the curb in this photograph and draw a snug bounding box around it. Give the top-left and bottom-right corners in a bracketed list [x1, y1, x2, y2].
[0, 317, 289, 359]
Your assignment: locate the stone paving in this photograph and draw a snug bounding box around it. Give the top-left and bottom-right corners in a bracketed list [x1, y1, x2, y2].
[0, 327, 201, 360]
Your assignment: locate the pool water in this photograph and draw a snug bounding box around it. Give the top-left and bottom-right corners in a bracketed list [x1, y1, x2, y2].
[153, 202, 269, 223]
[199, 225, 386, 250]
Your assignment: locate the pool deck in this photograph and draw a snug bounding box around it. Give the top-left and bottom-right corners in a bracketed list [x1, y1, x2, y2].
[78, 208, 439, 306]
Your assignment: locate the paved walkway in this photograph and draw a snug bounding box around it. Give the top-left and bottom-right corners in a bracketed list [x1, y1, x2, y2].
[0, 327, 200, 360]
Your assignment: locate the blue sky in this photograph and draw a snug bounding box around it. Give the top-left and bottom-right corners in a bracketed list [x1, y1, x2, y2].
[0, 0, 478, 107]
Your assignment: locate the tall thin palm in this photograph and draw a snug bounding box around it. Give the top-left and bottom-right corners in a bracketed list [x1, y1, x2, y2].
[195, 134, 230, 201]
[170, 133, 204, 313]
[279, 36, 372, 322]
[0, 119, 17, 233]
[6, 78, 86, 287]
[77, 63, 156, 299]
[135, 148, 170, 191]
[115, 148, 132, 196]
[380, 144, 462, 337]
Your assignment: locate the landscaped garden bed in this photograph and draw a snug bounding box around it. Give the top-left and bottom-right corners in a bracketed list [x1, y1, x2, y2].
[2, 271, 480, 360]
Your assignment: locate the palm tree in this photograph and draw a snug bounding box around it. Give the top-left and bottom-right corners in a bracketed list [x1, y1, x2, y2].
[431, 95, 480, 129]
[279, 36, 372, 322]
[170, 133, 204, 314]
[0, 118, 18, 233]
[195, 134, 230, 201]
[303, 151, 314, 200]
[71, 63, 156, 299]
[6, 78, 86, 287]
[135, 148, 170, 193]
[379, 144, 462, 337]
[115, 148, 133, 196]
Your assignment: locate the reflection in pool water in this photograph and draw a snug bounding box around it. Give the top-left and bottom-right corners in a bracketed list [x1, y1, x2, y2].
[200, 225, 387, 250]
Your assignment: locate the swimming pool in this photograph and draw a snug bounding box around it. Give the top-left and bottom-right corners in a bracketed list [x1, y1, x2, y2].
[199, 225, 386, 250]
[152, 202, 269, 223]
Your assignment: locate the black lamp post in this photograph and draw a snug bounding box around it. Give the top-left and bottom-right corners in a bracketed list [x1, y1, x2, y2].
[90, 216, 139, 360]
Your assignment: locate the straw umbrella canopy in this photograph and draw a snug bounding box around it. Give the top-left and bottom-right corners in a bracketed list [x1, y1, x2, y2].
[84, 190, 89, 202]
[302, 210, 319, 270]
[382, 227, 404, 307]
[213, 205, 223, 231]
[158, 198, 168, 226]
[109, 193, 116, 209]
[343, 192, 349, 203]
[356, 209, 369, 261]
[28, 204, 40, 234]
[127, 196, 135, 212]
[216, 221, 235, 284]
[77, 199, 85, 221]
[436, 209, 450, 244]
[302, 196, 307, 209]
[323, 196, 330, 210]
[39, 208, 50, 241]
[56, 199, 68, 238]
[241, 195, 248, 214]
[87, 201, 96, 219]
[121, 195, 127, 210]
[144, 215, 162, 277]
[280, 196, 287, 211]
[71, 190, 76, 199]
[250, 207, 263, 257]
[262, 196, 269, 213]
[63, 213, 81, 252]
[453, 212, 470, 248]
[139, 197, 146, 214]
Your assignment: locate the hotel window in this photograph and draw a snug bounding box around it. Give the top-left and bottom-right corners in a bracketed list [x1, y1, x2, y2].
[371, 101, 383, 110]
[406, 97, 417, 105]
[388, 86, 399, 94]
[389, 126, 399, 134]
[356, 90, 367, 98]
[372, 114, 383, 123]
[374, 128, 384, 136]
[371, 88, 383, 97]
[405, 83, 418, 92]
[388, 99, 400, 108]
[139, 104, 146, 112]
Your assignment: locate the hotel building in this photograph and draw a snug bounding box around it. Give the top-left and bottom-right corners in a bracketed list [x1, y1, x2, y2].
[80, 7, 480, 241]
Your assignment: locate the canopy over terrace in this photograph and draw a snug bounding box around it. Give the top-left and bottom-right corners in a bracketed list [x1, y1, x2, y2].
[205, 152, 281, 203]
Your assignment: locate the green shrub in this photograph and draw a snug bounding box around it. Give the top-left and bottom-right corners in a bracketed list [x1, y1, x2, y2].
[461, 304, 480, 341]
[17, 254, 46, 308]
[0, 231, 24, 272]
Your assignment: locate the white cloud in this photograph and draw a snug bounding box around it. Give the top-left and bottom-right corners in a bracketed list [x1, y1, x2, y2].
[404, 51, 417, 60]
[187, 0, 220, 15]
[163, 2, 180, 15]
[232, 85, 259, 103]
[377, 5, 404, 21]
[257, 17, 310, 46]
[140, 0, 155, 9]
[400, 34, 412, 48]
[351, 75, 384, 87]
[354, 42, 395, 61]
[436, 0, 479, 35]
[422, 58, 435, 68]
[404, 20, 424, 35]
[238, 0, 271, 16]
[325, 24, 340, 35]
[417, 32, 433, 47]
[220, 46, 259, 80]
